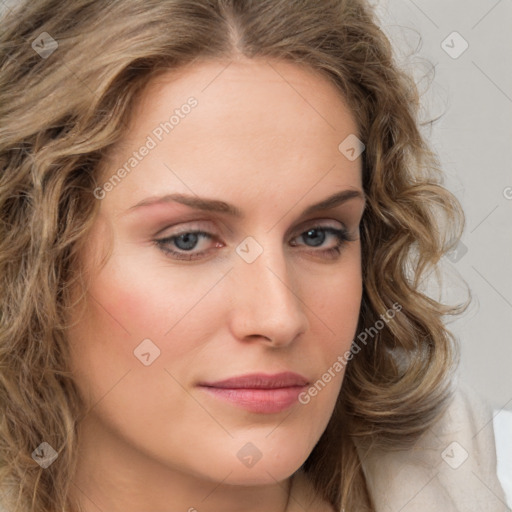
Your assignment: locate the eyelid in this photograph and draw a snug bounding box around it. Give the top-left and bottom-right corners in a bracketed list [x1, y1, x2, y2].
[155, 225, 353, 263]
[155, 219, 218, 238]
[155, 219, 354, 257]
[291, 217, 346, 234]
[155, 216, 347, 238]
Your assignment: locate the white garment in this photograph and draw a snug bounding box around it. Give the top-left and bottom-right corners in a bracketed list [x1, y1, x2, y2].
[357, 382, 510, 511]
[494, 408, 512, 508]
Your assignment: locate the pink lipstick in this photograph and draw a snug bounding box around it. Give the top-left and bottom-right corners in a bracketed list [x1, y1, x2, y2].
[198, 372, 309, 414]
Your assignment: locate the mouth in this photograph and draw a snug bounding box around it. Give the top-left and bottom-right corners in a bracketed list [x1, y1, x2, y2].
[197, 372, 310, 414]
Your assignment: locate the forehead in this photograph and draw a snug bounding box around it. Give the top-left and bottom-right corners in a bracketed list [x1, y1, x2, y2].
[100, 57, 363, 210]
[133, 57, 358, 137]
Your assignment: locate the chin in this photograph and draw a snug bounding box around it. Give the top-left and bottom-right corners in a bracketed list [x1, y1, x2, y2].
[196, 442, 311, 486]
[215, 462, 302, 486]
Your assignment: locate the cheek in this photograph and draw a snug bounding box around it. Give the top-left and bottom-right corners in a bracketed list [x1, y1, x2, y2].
[67, 249, 221, 390]
[66, 252, 162, 404]
[305, 249, 363, 396]
[308, 247, 363, 338]
[83, 248, 212, 339]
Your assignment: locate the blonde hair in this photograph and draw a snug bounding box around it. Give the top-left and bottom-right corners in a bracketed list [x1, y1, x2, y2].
[0, 0, 467, 511]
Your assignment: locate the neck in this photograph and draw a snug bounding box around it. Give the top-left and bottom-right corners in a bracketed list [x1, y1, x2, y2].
[71, 414, 298, 512]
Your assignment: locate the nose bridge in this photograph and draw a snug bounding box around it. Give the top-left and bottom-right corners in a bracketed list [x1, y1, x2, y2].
[228, 235, 308, 344]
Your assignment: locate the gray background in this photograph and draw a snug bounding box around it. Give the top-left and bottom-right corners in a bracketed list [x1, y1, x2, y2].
[373, 0, 512, 411]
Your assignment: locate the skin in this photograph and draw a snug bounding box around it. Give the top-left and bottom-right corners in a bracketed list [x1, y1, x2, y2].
[67, 56, 366, 512]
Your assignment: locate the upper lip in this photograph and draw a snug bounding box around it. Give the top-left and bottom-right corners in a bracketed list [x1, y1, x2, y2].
[199, 372, 309, 389]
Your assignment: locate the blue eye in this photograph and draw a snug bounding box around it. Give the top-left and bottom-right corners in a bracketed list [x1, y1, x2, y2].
[155, 225, 355, 261]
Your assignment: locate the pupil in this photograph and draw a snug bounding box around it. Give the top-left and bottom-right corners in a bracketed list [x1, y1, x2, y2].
[305, 228, 325, 247]
[175, 233, 198, 250]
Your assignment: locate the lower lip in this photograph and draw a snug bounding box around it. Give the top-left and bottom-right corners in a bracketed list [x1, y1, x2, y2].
[198, 386, 307, 413]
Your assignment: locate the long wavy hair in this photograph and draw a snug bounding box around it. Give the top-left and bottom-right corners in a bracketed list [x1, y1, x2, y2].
[0, 0, 467, 511]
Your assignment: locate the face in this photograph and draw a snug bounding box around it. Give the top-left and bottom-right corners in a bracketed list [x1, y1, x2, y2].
[68, 57, 365, 492]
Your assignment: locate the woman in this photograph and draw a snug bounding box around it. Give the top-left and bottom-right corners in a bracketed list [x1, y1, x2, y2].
[0, 1, 507, 511]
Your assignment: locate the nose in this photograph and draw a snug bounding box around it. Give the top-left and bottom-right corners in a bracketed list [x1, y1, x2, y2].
[227, 240, 309, 347]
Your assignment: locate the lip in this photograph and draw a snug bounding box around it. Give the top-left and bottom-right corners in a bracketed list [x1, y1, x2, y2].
[199, 372, 309, 389]
[198, 372, 310, 414]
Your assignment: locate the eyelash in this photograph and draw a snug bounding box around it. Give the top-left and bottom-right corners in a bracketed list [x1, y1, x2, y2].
[154, 224, 356, 261]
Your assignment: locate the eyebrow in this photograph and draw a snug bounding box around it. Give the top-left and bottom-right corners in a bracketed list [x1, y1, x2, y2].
[125, 188, 365, 218]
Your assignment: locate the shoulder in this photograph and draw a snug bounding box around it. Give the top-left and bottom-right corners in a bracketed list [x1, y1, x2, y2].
[356, 381, 509, 511]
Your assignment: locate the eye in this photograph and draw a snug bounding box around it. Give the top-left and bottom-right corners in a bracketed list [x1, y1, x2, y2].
[155, 230, 218, 261]
[290, 226, 355, 258]
[154, 224, 356, 261]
